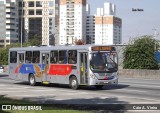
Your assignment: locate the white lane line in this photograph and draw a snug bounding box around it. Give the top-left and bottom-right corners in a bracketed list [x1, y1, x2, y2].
[131, 84, 160, 88]
[109, 95, 160, 102]
[0, 89, 59, 93]
[117, 89, 147, 93]
[120, 77, 160, 81]
[0, 91, 28, 93]
[0, 84, 7, 86]
[9, 93, 57, 97]
[0, 87, 26, 90]
[120, 82, 160, 88]
[119, 82, 160, 88]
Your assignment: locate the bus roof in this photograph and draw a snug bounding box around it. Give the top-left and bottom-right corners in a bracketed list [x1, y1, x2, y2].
[9, 44, 116, 51]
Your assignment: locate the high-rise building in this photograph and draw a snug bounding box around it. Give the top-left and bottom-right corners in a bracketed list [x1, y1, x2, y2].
[0, 0, 19, 47]
[22, 0, 59, 45]
[95, 2, 122, 45]
[86, 4, 95, 44]
[59, 0, 86, 45]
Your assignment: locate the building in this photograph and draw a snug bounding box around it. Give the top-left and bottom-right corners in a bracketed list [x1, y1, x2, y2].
[86, 4, 95, 44]
[0, 0, 19, 47]
[22, 0, 59, 45]
[59, 0, 86, 45]
[95, 2, 122, 45]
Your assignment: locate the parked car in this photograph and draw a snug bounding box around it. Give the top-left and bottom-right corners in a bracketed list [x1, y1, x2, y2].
[0, 64, 4, 73]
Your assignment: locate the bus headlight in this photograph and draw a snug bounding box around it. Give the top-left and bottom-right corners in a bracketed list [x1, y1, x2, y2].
[90, 74, 96, 79]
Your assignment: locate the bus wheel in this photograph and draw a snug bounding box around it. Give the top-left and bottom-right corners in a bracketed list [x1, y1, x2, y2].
[95, 85, 103, 89]
[29, 74, 36, 86]
[70, 76, 79, 90]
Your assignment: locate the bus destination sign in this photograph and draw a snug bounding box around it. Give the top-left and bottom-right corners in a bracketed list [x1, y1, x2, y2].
[91, 46, 115, 51]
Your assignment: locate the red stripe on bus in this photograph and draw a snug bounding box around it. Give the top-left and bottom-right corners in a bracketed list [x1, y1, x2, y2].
[103, 76, 108, 80]
[14, 64, 22, 73]
[48, 64, 73, 75]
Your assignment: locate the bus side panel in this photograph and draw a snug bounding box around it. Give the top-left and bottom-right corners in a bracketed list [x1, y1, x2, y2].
[9, 63, 18, 80]
[20, 64, 42, 82]
[11, 64, 42, 82]
[48, 64, 79, 84]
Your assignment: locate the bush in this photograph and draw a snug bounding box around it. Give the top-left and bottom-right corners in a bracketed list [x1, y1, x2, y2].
[123, 35, 159, 70]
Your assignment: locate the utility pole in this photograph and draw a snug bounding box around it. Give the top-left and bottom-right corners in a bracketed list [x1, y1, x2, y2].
[153, 28, 157, 39]
[21, 1, 23, 48]
[152, 28, 159, 51]
[4, 35, 6, 48]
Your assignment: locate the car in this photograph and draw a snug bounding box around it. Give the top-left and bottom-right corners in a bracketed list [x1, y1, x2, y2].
[0, 64, 4, 73]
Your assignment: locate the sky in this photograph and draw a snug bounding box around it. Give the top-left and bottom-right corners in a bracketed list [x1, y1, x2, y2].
[87, 0, 160, 43]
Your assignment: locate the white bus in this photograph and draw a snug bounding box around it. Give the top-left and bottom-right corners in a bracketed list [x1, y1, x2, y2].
[9, 45, 118, 89]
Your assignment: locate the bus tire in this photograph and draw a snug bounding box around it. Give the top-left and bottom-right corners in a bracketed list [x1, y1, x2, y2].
[29, 74, 36, 86]
[69, 76, 79, 90]
[95, 85, 103, 89]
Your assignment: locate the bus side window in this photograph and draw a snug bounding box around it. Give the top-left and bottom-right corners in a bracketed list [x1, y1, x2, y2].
[25, 51, 32, 63]
[68, 50, 77, 64]
[10, 51, 17, 63]
[32, 51, 40, 63]
[59, 50, 67, 64]
[19, 53, 24, 64]
[50, 51, 58, 64]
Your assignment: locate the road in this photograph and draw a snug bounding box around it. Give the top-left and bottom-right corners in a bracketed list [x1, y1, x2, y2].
[0, 74, 160, 112]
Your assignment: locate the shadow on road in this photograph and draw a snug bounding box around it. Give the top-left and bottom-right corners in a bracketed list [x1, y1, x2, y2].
[0, 75, 9, 78]
[21, 96, 129, 112]
[0, 93, 128, 113]
[14, 82, 129, 91]
[0, 95, 129, 113]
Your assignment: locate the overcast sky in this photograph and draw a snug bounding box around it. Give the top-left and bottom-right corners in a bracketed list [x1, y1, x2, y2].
[87, 0, 160, 43]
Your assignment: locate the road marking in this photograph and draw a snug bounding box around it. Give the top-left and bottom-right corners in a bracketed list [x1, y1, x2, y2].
[109, 95, 160, 102]
[0, 90, 28, 93]
[120, 77, 160, 81]
[0, 84, 7, 86]
[117, 89, 147, 93]
[130, 84, 160, 88]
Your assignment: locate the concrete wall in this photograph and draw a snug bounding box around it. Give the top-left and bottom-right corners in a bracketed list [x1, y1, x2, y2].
[119, 69, 160, 80]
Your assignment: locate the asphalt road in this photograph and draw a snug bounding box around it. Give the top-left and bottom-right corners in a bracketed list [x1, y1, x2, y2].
[0, 74, 160, 112]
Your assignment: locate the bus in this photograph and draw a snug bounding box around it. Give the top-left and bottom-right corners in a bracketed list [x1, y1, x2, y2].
[9, 45, 118, 89]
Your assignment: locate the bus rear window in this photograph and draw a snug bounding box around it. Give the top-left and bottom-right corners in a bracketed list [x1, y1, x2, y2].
[10, 51, 17, 63]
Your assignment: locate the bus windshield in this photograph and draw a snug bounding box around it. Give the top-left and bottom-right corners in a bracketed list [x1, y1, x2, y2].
[90, 52, 117, 73]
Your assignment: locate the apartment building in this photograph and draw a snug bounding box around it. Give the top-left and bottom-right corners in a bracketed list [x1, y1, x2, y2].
[22, 0, 59, 45]
[59, 0, 86, 45]
[0, 0, 18, 47]
[86, 4, 95, 44]
[95, 2, 122, 45]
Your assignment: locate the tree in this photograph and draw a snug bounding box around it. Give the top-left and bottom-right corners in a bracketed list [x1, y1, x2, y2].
[0, 48, 8, 65]
[0, 41, 32, 65]
[28, 34, 41, 46]
[123, 35, 159, 69]
[75, 39, 85, 45]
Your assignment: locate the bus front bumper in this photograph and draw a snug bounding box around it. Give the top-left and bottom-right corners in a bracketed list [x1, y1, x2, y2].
[90, 76, 118, 85]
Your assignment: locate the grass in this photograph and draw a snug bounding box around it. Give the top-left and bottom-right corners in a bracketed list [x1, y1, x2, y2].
[0, 95, 90, 113]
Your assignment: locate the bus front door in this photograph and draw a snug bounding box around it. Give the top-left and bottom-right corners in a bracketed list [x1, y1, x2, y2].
[41, 53, 49, 82]
[79, 52, 88, 85]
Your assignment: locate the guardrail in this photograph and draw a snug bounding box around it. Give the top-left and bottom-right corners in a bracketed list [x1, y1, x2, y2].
[119, 69, 160, 80]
